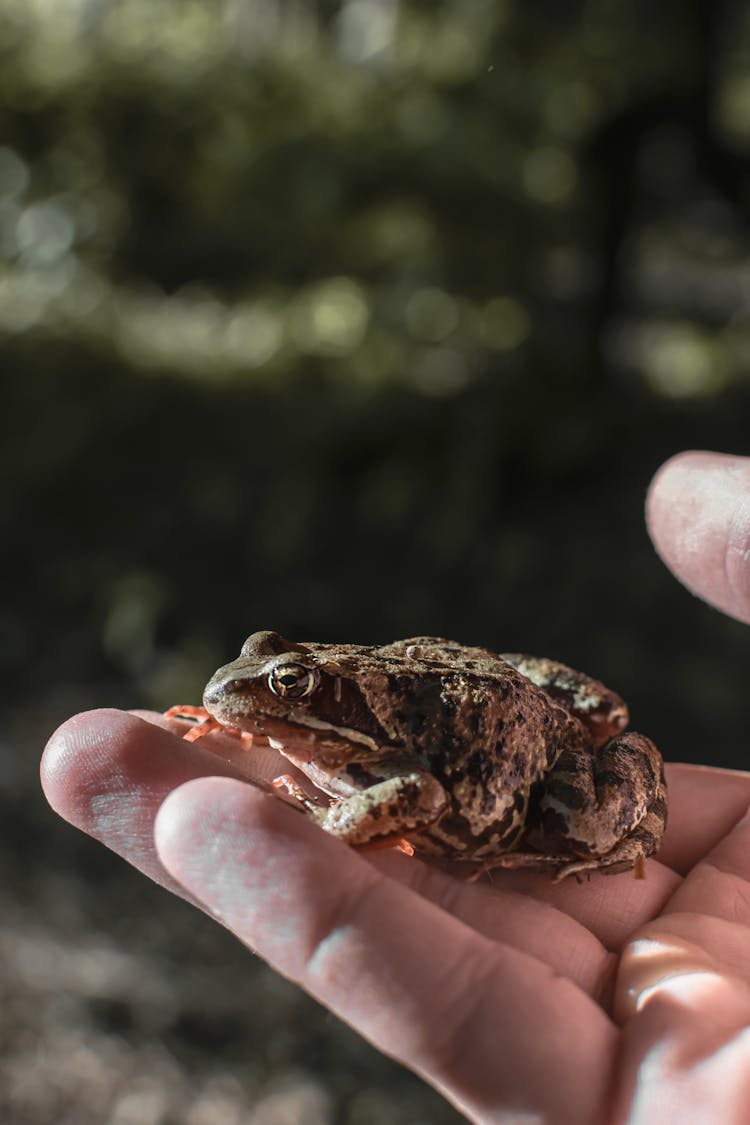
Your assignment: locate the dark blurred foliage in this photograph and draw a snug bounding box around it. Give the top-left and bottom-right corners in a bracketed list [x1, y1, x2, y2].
[2, 0, 750, 1120]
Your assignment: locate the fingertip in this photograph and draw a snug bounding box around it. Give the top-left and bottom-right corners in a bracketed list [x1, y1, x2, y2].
[645, 449, 712, 543]
[40, 710, 271, 901]
[154, 775, 251, 870]
[646, 450, 750, 624]
[41, 708, 135, 818]
[39, 707, 253, 847]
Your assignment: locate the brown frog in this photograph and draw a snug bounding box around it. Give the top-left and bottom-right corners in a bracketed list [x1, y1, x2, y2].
[174, 631, 667, 881]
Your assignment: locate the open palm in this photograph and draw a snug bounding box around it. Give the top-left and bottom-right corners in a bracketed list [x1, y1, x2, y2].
[41, 451, 750, 1123]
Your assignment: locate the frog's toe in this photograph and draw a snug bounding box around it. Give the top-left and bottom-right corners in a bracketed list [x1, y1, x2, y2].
[466, 850, 570, 881]
[552, 837, 652, 882]
[466, 841, 650, 883]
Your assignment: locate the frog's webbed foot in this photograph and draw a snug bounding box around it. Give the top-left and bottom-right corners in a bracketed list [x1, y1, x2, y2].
[271, 773, 325, 814]
[549, 840, 650, 883]
[164, 705, 235, 744]
[467, 830, 653, 884]
[465, 850, 592, 883]
[500, 653, 629, 746]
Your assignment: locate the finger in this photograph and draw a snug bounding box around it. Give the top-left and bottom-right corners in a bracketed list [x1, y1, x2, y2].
[661, 802, 750, 929]
[647, 449, 750, 624]
[611, 782, 750, 1112]
[132, 709, 295, 788]
[478, 861, 680, 952]
[652, 761, 750, 931]
[657, 763, 750, 875]
[40, 709, 259, 897]
[366, 851, 613, 997]
[612, 929, 750, 1122]
[155, 776, 616, 1124]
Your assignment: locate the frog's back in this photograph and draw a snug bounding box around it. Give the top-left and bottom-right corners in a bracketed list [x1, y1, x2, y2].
[375, 636, 512, 678]
[369, 636, 589, 861]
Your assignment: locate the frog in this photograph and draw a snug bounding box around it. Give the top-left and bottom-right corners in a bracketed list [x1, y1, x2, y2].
[170, 631, 667, 881]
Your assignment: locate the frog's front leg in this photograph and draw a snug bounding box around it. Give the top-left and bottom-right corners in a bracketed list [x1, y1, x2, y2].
[309, 771, 449, 849]
[491, 732, 667, 881]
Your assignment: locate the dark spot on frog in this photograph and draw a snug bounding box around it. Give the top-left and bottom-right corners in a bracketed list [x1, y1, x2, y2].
[544, 778, 587, 812]
[439, 720, 465, 758]
[464, 750, 494, 788]
[513, 790, 525, 813]
[629, 824, 656, 850]
[651, 795, 668, 818]
[511, 747, 529, 776]
[493, 738, 505, 759]
[597, 768, 630, 793]
[489, 804, 516, 837]
[635, 749, 658, 785]
[345, 763, 381, 787]
[409, 712, 427, 735]
[480, 787, 498, 817]
[536, 806, 578, 847]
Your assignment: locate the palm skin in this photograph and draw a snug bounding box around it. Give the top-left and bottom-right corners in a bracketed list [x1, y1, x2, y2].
[41, 451, 750, 1123]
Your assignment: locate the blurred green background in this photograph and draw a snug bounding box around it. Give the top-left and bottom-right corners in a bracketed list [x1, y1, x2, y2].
[2, 0, 750, 1121]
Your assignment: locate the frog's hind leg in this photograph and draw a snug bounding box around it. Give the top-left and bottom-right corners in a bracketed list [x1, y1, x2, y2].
[528, 732, 667, 880]
[476, 732, 667, 883]
[500, 653, 628, 746]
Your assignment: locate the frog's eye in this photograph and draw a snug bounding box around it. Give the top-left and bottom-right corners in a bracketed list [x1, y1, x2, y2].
[267, 663, 320, 700]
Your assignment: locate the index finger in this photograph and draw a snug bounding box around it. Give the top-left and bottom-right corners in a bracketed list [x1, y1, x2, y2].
[155, 775, 616, 1125]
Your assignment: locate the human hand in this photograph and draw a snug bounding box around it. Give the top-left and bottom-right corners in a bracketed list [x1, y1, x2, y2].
[40, 450, 750, 1124]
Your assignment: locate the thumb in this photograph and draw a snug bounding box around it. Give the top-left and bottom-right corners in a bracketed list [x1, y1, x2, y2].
[646, 450, 750, 625]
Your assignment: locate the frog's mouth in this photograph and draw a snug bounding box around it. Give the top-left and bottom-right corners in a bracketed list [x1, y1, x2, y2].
[236, 719, 386, 804]
[263, 714, 382, 763]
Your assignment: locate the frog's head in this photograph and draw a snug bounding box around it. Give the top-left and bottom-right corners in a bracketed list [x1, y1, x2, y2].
[202, 631, 393, 766]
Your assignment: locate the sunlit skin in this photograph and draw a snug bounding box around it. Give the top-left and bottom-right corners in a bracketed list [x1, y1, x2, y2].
[41, 450, 750, 1124]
